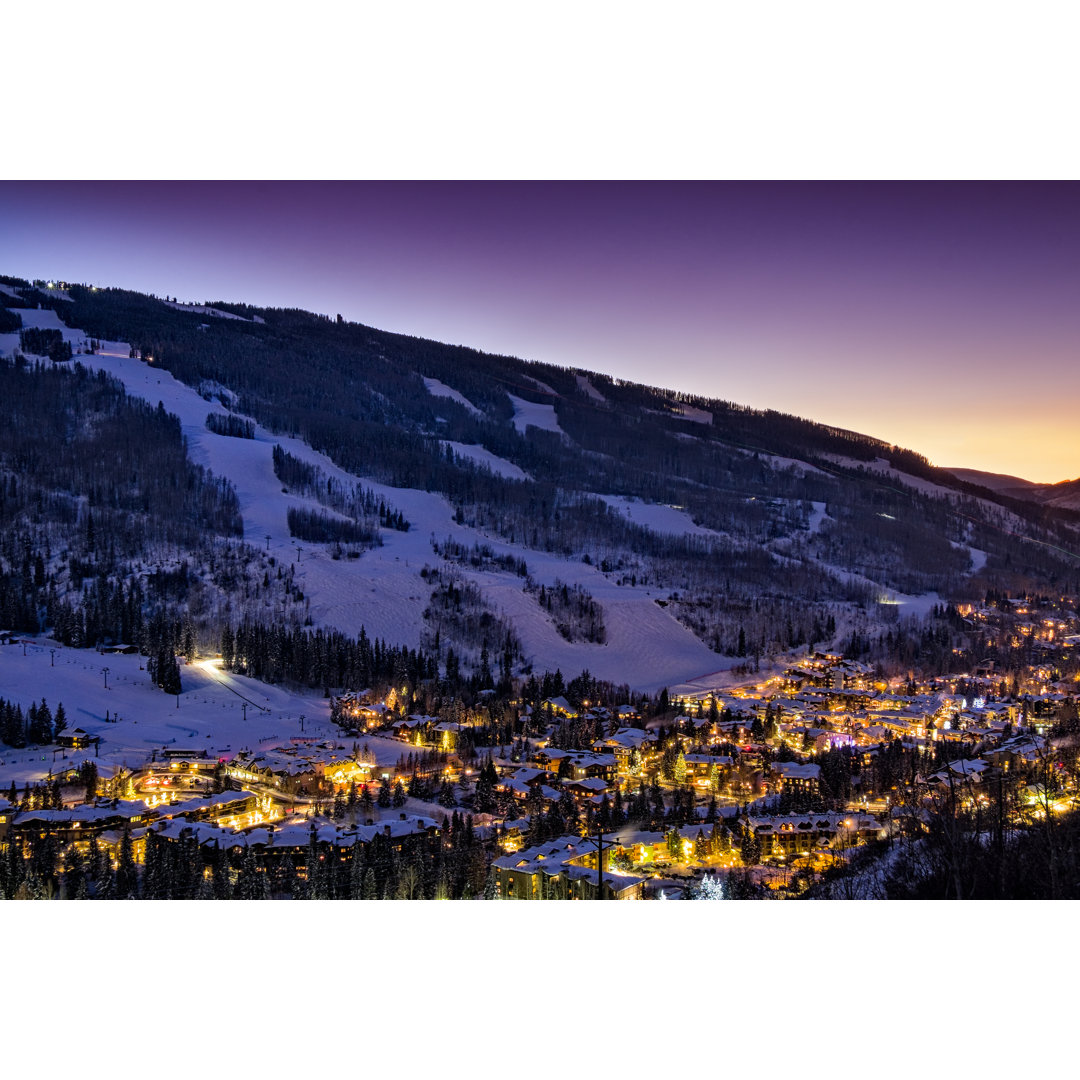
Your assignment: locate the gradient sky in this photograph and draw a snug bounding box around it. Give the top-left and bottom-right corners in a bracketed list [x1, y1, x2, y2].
[2, 181, 1077, 482]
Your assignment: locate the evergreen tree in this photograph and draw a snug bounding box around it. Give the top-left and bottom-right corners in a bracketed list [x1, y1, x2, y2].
[362, 865, 377, 900]
[116, 827, 138, 899]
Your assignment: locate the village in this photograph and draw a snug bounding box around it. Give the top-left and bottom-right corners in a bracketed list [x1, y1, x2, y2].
[1, 592, 1079, 899]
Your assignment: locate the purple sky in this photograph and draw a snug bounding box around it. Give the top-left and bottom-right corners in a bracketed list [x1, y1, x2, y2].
[3, 181, 1077, 482]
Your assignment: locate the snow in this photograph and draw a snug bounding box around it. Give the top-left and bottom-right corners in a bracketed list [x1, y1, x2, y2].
[519, 373, 558, 396]
[673, 403, 712, 425]
[63, 339, 727, 690]
[645, 403, 713, 426]
[0, 305, 91, 358]
[596, 494, 723, 539]
[508, 393, 568, 439]
[575, 374, 606, 403]
[951, 541, 989, 574]
[761, 452, 830, 478]
[442, 441, 529, 481]
[0, 642, 420, 788]
[422, 376, 483, 418]
[164, 301, 252, 322]
[0, 643, 329, 785]
[807, 501, 830, 534]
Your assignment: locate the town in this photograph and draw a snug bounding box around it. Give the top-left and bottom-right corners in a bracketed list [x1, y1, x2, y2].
[2, 590, 1078, 900]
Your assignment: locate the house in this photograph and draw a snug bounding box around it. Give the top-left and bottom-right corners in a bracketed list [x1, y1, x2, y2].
[743, 812, 885, 856]
[542, 697, 578, 719]
[57, 728, 96, 749]
[769, 761, 821, 794]
[533, 748, 616, 782]
[492, 835, 645, 900]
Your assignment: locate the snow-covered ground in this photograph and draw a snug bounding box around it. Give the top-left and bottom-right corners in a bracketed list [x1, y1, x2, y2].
[673, 403, 712, 425]
[164, 301, 261, 322]
[596, 494, 723, 540]
[508, 393, 568, 439]
[807, 501, 830, 534]
[442, 441, 529, 481]
[423, 376, 484, 418]
[0, 642, 416, 787]
[0, 305, 91, 357]
[575, 373, 606, 403]
[0, 330, 728, 692]
[951, 541, 989, 574]
[519, 374, 558, 396]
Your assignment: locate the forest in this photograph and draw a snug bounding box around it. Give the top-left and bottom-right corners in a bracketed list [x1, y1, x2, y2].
[5, 280, 1080, 669]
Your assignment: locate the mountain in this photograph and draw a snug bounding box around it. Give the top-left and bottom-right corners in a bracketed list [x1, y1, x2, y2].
[2, 274, 1080, 693]
[948, 468, 1080, 512]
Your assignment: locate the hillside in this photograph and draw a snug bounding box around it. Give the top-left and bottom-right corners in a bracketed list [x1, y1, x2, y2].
[947, 467, 1080, 511]
[2, 274, 1080, 692]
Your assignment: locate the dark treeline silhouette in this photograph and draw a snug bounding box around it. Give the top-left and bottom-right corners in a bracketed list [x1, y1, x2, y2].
[0, 356, 246, 679]
[18, 327, 71, 363]
[272, 444, 409, 532]
[205, 412, 255, 438]
[286, 506, 379, 547]
[0, 695, 67, 748]
[223, 620, 439, 693]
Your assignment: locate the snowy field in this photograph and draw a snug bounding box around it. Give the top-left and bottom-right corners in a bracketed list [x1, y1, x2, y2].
[575, 374, 606, 403]
[596, 494, 723, 540]
[0, 641, 414, 787]
[673, 403, 712, 425]
[442, 441, 529, 481]
[508, 393, 568, 439]
[807, 501, 830, 534]
[0, 640, 321, 782]
[423, 376, 483, 417]
[164, 301, 263, 323]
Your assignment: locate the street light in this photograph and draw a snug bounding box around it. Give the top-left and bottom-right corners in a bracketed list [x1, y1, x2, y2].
[103, 667, 110, 690]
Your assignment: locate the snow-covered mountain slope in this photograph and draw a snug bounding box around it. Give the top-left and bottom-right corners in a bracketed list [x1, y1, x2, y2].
[595, 495, 722, 539]
[424, 376, 483, 417]
[442, 441, 530, 480]
[5, 276, 1079, 693]
[508, 393, 569, 439]
[71, 340, 722, 692]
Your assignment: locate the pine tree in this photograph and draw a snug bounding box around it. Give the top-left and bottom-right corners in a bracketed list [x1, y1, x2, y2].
[116, 827, 138, 898]
[673, 750, 687, 786]
[362, 865, 377, 900]
[238, 846, 262, 900]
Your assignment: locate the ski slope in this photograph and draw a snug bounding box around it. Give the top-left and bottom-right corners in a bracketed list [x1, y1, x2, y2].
[508, 393, 568, 439]
[423, 376, 484, 417]
[596, 495, 723, 540]
[443, 441, 529, 481]
[575, 374, 606, 403]
[48, 336, 730, 691]
[0, 641, 410, 786]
